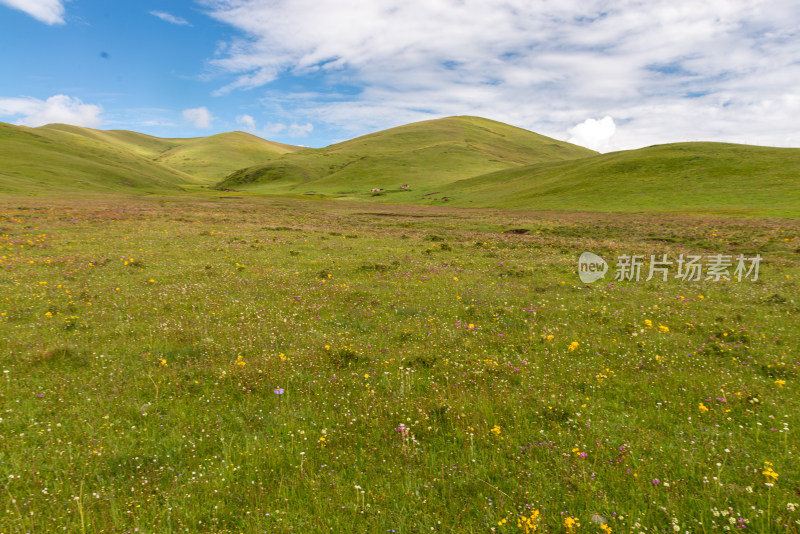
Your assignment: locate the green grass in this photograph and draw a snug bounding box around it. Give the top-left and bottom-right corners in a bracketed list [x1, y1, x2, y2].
[0, 122, 301, 194]
[0, 123, 196, 194]
[3, 118, 799, 217]
[0, 195, 798, 532]
[215, 116, 597, 195]
[154, 132, 299, 183]
[425, 142, 800, 217]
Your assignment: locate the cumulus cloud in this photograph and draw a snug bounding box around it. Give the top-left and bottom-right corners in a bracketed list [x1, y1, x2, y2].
[235, 114, 256, 131]
[202, 0, 800, 149]
[233, 115, 312, 139]
[150, 11, 191, 26]
[0, 0, 65, 25]
[0, 94, 103, 127]
[568, 117, 617, 153]
[288, 122, 313, 137]
[182, 107, 213, 128]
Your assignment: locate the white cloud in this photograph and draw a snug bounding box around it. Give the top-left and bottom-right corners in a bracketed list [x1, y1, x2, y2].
[288, 122, 313, 137]
[182, 107, 213, 129]
[0, 0, 65, 25]
[150, 10, 191, 26]
[203, 0, 800, 149]
[568, 117, 617, 153]
[0, 94, 103, 127]
[233, 115, 312, 139]
[262, 123, 287, 135]
[235, 114, 256, 131]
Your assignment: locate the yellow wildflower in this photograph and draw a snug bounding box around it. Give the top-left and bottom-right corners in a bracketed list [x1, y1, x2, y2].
[517, 510, 540, 533]
[568, 341, 579, 351]
[563, 516, 580, 531]
[699, 403, 709, 413]
[763, 463, 779, 483]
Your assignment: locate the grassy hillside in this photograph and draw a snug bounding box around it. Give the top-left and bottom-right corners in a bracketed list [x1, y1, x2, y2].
[40, 123, 187, 159]
[0, 123, 302, 194]
[155, 131, 299, 183]
[3, 118, 798, 216]
[426, 142, 800, 216]
[0, 122, 197, 194]
[216, 116, 596, 195]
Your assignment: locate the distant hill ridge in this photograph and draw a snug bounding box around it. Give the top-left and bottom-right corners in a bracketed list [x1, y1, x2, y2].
[0, 117, 797, 216]
[216, 116, 596, 193]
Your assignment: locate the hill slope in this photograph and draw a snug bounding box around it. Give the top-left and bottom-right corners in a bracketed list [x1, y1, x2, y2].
[426, 142, 800, 215]
[0, 123, 302, 194]
[216, 116, 596, 195]
[0, 122, 197, 194]
[155, 132, 298, 182]
[39, 124, 187, 159]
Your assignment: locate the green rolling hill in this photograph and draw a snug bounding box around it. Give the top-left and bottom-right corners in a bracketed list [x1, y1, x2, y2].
[39, 123, 187, 159]
[0, 122, 197, 194]
[154, 132, 298, 183]
[0, 122, 301, 194]
[215, 116, 596, 195]
[1, 117, 798, 216]
[423, 142, 800, 215]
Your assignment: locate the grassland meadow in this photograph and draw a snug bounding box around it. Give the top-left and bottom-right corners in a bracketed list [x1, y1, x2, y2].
[0, 195, 798, 532]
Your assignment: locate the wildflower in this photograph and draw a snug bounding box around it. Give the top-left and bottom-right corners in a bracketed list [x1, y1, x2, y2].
[775, 379, 786, 388]
[490, 425, 501, 437]
[600, 525, 612, 533]
[699, 403, 709, 413]
[563, 516, 580, 531]
[517, 510, 540, 533]
[762, 462, 779, 484]
[545, 334, 554, 341]
[274, 387, 284, 395]
[235, 355, 246, 367]
[497, 518, 507, 526]
[160, 358, 167, 367]
[279, 353, 287, 361]
[658, 325, 669, 332]
[568, 341, 579, 351]
[644, 319, 653, 327]
[652, 478, 660, 485]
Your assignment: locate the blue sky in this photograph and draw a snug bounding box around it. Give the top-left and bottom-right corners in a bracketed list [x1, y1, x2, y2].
[1, 0, 798, 151]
